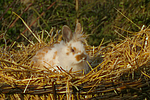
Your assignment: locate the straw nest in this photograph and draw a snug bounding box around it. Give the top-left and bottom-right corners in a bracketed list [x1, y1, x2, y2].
[0, 26, 150, 100]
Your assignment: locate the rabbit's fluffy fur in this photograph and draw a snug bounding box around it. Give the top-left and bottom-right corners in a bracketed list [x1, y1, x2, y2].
[32, 23, 90, 74]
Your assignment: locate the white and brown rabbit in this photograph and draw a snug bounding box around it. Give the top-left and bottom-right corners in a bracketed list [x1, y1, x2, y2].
[31, 23, 90, 74]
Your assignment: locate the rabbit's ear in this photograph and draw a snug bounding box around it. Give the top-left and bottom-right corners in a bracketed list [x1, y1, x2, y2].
[75, 23, 82, 34]
[62, 25, 73, 42]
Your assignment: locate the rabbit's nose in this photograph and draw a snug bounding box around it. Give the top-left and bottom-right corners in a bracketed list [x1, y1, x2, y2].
[75, 53, 87, 62]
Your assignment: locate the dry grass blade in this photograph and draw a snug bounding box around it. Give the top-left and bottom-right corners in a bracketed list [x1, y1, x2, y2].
[13, 12, 41, 43]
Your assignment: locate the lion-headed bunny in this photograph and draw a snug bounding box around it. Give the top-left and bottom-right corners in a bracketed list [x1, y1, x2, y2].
[32, 23, 90, 74]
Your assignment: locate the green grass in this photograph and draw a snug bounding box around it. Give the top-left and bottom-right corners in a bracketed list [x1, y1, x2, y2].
[1, 0, 150, 48]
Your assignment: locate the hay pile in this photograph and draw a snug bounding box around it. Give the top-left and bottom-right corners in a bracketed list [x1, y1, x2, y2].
[0, 27, 150, 100]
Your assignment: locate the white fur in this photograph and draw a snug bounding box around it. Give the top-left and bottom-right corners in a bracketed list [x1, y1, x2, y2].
[32, 23, 90, 74]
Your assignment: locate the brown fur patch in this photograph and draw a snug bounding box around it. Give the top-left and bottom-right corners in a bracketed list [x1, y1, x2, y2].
[66, 52, 69, 55]
[36, 47, 51, 57]
[36, 52, 45, 57]
[66, 47, 70, 55]
[75, 53, 87, 61]
[53, 51, 57, 59]
[72, 47, 76, 55]
[42, 47, 49, 53]
[66, 45, 71, 55]
[73, 47, 76, 51]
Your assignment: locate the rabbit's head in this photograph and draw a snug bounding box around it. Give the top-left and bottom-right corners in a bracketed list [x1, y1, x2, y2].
[58, 23, 89, 73]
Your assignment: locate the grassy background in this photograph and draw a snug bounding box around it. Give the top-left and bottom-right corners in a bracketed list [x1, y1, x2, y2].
[0, 0, 150, 48]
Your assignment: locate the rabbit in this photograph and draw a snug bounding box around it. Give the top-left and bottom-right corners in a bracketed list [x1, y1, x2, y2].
[31, 23, 90, 74]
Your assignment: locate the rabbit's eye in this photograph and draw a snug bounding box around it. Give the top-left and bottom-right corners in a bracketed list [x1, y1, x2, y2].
[71, 47, 75, 53]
